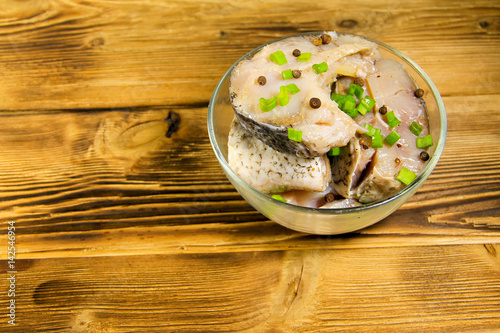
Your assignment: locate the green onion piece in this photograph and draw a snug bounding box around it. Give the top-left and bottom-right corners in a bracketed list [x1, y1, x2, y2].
[286, 83, 300, 95]
[259, 97, 277, 112]
[281, 69, 294, 80]
[348, 83, 364, 100]
[371, 133, 384, 148]
[270, 50, 287, 65]
[409, 121, 423, 136]
[416, 134, 434, 148]
[342, 100, 358, 118]
[386, 111, 401, 128]
[288, 128, 302, 142]
[364, 123, 381, 137]
[337, 94, 356, 110]
[327, 147, 341, 156]
[356, 104, 369, 116]
[297, 52, 311, 62]
[331, 93, 344, 103]
[271, 194, 287, 203]
[278, 86, 290, 106]
[359, 96, 376, 111]
[384, 130, 401, 147]
[397, 167, 417, 185]
[312, 62, 328, 74]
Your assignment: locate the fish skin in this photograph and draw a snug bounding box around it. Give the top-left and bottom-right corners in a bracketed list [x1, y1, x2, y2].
[234, 112, 314, 158]
[228, 120, 331, 194]
[331, 135, 376, 199]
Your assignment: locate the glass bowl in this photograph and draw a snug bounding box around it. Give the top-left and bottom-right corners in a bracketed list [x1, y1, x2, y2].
[207, 32, 447, 235]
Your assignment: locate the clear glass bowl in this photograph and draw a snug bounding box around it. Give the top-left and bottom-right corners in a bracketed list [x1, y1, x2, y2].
[207, 32, 447, 235]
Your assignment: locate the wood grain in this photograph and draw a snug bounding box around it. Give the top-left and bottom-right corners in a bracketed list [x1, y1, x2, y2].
[1, 245, 499, 332]
[0, 0, 499, 332]
[0, 94, 498, 259]
[0, 0, 497, 110]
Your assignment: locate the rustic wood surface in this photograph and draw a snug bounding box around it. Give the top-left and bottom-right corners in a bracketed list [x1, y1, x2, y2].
[0, 0, 499, 332]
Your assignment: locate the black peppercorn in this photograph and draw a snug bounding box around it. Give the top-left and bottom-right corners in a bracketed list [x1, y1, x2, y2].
[414, 88, 424, 98]
[324, 192, 335, 203]
[257, 76, 266, 86]
[292, 49, 301, 57]
[420, 151, 430, 161]
[292, 70, 301, 78]
[321, 34, 332, 44]
[379, 105, 388, 115]
[309, 97, 321, 109]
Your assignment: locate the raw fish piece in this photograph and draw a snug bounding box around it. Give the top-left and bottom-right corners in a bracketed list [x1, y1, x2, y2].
[228, 120, 331, 194]
[352, 58, 429, 203]
[229, 32, 380, 157]
[320, 198, 362, 209]
[331, 135, 375, 198]
[279, 188, 333, 208]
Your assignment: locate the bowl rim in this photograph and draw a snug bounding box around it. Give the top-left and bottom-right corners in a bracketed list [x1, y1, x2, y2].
[208, 31, 447, 215]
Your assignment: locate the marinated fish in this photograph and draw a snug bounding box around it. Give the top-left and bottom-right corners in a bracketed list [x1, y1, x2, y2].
[228, 120, 331, 194]
[337, 58, 429, 203]
[229, 32, 380, 157]
[227, 32, 433, 209]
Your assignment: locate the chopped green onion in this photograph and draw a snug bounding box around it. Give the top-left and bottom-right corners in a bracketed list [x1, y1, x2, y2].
[397, 167, 417, 185]
[270, 50, 287, 65]
[337, 94, 356, 110]
[259, 97, 277, 112]
[312, 62, 328, 74]
[281, 69, 294, 80]
[286, 83, 300, 95]
[297, 52, 311, 62]
[342, 100, 358, 118]
[288, 128, 302, 142]
[356, 96, 376, 115]
[371, 133, 384, 148]
[271, 194, 287, 203]
[331, 93, 344, 103]
[278, 86, 289, 106]
[409, 121, 423, 136]
[386, 111, 401, 128]
[384, 130, 401, 147]
[348, 83, 364, 100]
[356, 103, 369, 116]
[327, 147, 341, 156]
[364, 123, 381, 137]
[416, 134, 434, 148]
[363, 96, 376, 108]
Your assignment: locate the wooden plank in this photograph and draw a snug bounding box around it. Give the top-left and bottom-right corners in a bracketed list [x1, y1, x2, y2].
[0, 93, 499, 258]
[1, 245, 499, 332]
[0, 0, 497, 110]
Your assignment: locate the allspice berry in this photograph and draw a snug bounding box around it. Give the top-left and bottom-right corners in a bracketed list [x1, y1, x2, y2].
[379, 105, 388, 115]
[292, 70, 301, 78]
[309, 97, 321, 109]
[321, 33, 332, 44]
[313, 36, 322, 46]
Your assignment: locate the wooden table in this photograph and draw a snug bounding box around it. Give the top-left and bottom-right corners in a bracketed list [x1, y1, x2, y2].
[1, 1, 499, 332]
